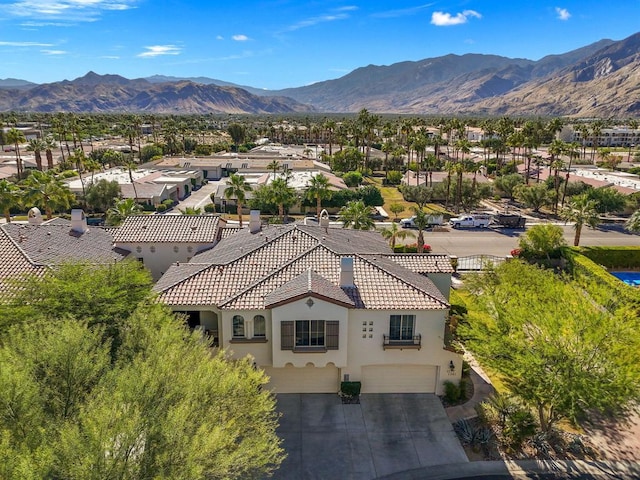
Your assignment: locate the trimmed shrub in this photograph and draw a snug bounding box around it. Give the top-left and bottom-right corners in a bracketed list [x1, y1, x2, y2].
[443, 380, 461, 404]
[156, 204, 167, 212]
[204, 203, 216, 213]
[340, 381, 361, 397]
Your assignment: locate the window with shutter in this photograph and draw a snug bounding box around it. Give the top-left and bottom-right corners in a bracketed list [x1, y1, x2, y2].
[281, 321, 294, 350]
[326, 321, 339, 350]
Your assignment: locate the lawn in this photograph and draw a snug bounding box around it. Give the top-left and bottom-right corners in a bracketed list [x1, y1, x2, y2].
[366, 176, 449, 220]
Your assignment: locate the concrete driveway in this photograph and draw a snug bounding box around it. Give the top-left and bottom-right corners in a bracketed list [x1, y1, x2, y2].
[272, 393, 467, 480]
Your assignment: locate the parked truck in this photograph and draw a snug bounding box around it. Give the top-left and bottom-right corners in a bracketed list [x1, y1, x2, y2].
[493, 212, 526, 229]
[449, 214, 492, 229]
[400, 214, 444, 228]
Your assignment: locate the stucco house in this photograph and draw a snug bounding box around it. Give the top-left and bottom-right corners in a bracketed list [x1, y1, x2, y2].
[154, 212, 461, 394]
[112, 214, 227, 281]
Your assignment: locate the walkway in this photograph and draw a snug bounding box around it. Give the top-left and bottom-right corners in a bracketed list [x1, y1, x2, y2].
[445, 350, 496, 423]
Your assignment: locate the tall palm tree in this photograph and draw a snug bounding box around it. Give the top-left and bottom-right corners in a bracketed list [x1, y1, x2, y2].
[266, 160, 280, 181]
[269, 177, 296, 223]
[339, 200, 374, 230]
[107, 198, 142, 226]
[0, 179, 20, 222]
[27, 138, 45, 171]
[6, 127, 26, 179]
[44, 136, 56, 170]
[560, 142, 580, 208]
[561, 194, 599, 246]
[224, 173, 252, 227]
[20, 170, 74, 220]
[305, 173, 331, 221]
[411, 207, 431, 253]
[380, 222, 415, 250]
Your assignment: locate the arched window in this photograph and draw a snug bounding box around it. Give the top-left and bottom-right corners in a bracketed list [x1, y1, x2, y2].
[232, 315, 245, 338]
[253, 315, 266, 338]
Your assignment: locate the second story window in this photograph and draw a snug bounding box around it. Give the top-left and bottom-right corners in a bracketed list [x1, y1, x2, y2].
[389, 314, 415, 341]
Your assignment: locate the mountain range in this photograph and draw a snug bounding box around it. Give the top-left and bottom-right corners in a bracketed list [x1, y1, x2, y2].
[1, 32, 639, 117]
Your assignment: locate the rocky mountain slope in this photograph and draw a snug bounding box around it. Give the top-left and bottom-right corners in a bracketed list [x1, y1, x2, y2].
[0, 72, 313, 114]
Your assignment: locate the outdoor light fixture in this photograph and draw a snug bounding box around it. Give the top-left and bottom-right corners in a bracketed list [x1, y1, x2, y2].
[449, 360, 456, 373]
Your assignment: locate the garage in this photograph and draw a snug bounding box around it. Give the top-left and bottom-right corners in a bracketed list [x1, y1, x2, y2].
[263, 365, 340, 393]
[360, 365, 438, 393]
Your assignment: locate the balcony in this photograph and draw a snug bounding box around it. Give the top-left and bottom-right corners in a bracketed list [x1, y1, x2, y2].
[383, 334, 421, 350]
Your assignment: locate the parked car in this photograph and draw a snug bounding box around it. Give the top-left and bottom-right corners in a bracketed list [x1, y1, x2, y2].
[449, 214, 491, 229]
[400, 214, 444, 228]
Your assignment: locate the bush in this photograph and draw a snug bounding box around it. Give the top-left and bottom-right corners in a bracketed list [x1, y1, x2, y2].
[342, 171, 363, 187]
[204, 203, 216, 213]
[386, 170, 403, 185]
[156, 204, 167, 212]
[393, 243, 431, 253]
[162, 199, 174, 207]
[340, 381, 361, 397]
[443, 380, 462, 404]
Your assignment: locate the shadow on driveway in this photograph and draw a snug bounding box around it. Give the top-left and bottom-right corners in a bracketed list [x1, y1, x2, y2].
[272, 393, 467, 480]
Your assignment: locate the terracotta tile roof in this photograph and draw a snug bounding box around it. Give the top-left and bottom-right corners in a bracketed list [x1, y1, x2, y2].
[380, 254, 455, 274]
[219, 225, 242, 239]
[0, 228, 43, 295]
[112, 214, 223, 243]
[156, 224, 450, 311]
[2, 221, 127, 266]
[264, 268, 355, 308]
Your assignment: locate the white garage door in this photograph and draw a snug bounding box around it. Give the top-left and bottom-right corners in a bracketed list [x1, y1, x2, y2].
[263, 365, 340, 393]
[361, 365, 438, 393]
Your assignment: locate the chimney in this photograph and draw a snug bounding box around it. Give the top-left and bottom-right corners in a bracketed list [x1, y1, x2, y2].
[339, 257, 354, 287]
[249, 210, 261, 234]
[71, 209, 88, 234]
[27, 207, 43, 225]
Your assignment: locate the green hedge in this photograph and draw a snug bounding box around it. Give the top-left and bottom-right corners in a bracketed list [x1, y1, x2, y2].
[340, 381, 361, 397]
[575, 246, 640, 269]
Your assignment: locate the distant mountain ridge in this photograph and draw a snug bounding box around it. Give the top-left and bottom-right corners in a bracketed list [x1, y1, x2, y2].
[1, 33, 639, 116]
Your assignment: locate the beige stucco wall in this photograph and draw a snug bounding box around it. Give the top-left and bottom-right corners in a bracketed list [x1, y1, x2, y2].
[270, 297, 349, 368]
[220, 309, 273, 367]
[118, 242, 214, 280]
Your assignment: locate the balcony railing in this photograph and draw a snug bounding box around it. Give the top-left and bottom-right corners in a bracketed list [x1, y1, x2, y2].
[383, 334, 421, 350]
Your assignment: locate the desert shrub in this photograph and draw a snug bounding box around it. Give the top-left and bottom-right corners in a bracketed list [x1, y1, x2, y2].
[156, 204, 167, 212]
[342, 171, 363, 187]
[204, 203, 216, 213]
[387, 170, 403, 185]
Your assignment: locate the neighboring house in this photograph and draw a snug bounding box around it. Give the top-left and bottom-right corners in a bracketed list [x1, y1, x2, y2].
[154, 212, 461, 394]
[0, 209, 128, 296]
[112, 214, 227, 281]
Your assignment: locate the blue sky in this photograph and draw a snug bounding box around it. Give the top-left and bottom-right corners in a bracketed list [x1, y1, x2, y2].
[1, 0, 639, 90]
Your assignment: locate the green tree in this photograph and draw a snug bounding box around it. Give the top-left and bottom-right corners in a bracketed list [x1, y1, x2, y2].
[625, 209, 640, 233]
[6, 127, 26, 179]
[27, 138, 46, 171]
[85, 179, 120, 213]
[389, 202, 405, 220]
[342, 171, 363, 187]
[227, 123, 246, 151]
[0, 179, 21, 222]
[267, 159, 280, 181]
[380, 221, 415, 249]
[339, 200, 374, 230]
[107, 198, 142, 226]
[494, 173, 524, 201]
[270, 177, 297, 223]
[179, 206, 203, 215]
[20, 170, 75, 220]
[585, 187, 626, 215]
[460, 260, 640, 432]
[514, 183, 550, 213]
[305, 173, 332, 220]
[139, 144, 163, 162]
[517, 223, 566, 260]
[224, 173, 253, 227]
[410, 207, 431, 253]
[561, 194, 599, 246]
[401, 184, 435, 209]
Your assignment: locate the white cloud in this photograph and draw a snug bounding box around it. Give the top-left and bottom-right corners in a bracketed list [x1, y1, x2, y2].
[41, 49, 67, 55]
[372, 3, 433, 18]
[232, 34, 249, 41]
[555, 7, 571, 20]
[216, 35, 224, 40]
[431, 10, 481, 26]
[5, 0, 138, 23]
[284, 6, 357, 32]
[0, 40, 54, 47]
[100, 55, 119, 59]
[137, 45, 182, 58]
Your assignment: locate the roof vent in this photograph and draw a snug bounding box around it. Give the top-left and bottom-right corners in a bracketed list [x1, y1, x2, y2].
[27, 207, 43, 225]
[71, 209, 88, 234]
[249, 210, 261, 233]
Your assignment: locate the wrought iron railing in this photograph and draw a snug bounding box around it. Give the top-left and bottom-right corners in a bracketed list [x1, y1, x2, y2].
[383, 334, 421, 349]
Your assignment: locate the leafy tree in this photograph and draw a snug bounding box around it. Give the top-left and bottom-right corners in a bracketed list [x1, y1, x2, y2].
[459, 179, 492, 213]
[389, 202, 405, 220]
[358, 184, 384, 206]
[107, 198, 142, 226]
[0, 179, 21, 222]
[380, 221, 414, 249]
[464, 261, 640, 432]
[227, 123, 246, 151]
[401, 184, 435, 209]
[85, 179, 120, 213]
[139, 144, 163, 162]
[342, 171, 363, 187]
[494, 173, 524, 200]
[20, 170, 75, 220]
[0, 270, 283, 478]
[514, 183, 550, 213]
[517, 223, 566, 260]
[625, 209, 640, 233]
[561, 194, 599, 246]
[339, 200, 374, 230]
[331, 147, 362, 172]
[585, 187, 626, 215]
[224, 173, 252, 227]
[248, 184, 278, 215]
[305, 173, 332, 220]
[386, 170, 403, 185]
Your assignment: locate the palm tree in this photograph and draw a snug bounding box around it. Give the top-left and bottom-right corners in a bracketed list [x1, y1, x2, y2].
[224, 173, 252, 227]
[20, 170, 74, 220]
[266, 160, 280, 181]
[561, 194, 599, 246]
[625, 210, 640, 233]
[107, 198, 142, 226]
[27, 138, 46, 171]
[124, 160, 139, 203]
[6, 128, 26, 179]
[305, 173, 332, 221]
[411, 207, 431, 253]
[44, 136, 56, 170]
[269, 177, 296, 223]
[0, 179, 20, 222]
[339, 200, 374, 230]
[179, 206, 203, 215]
[380, 222, 415, 250]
